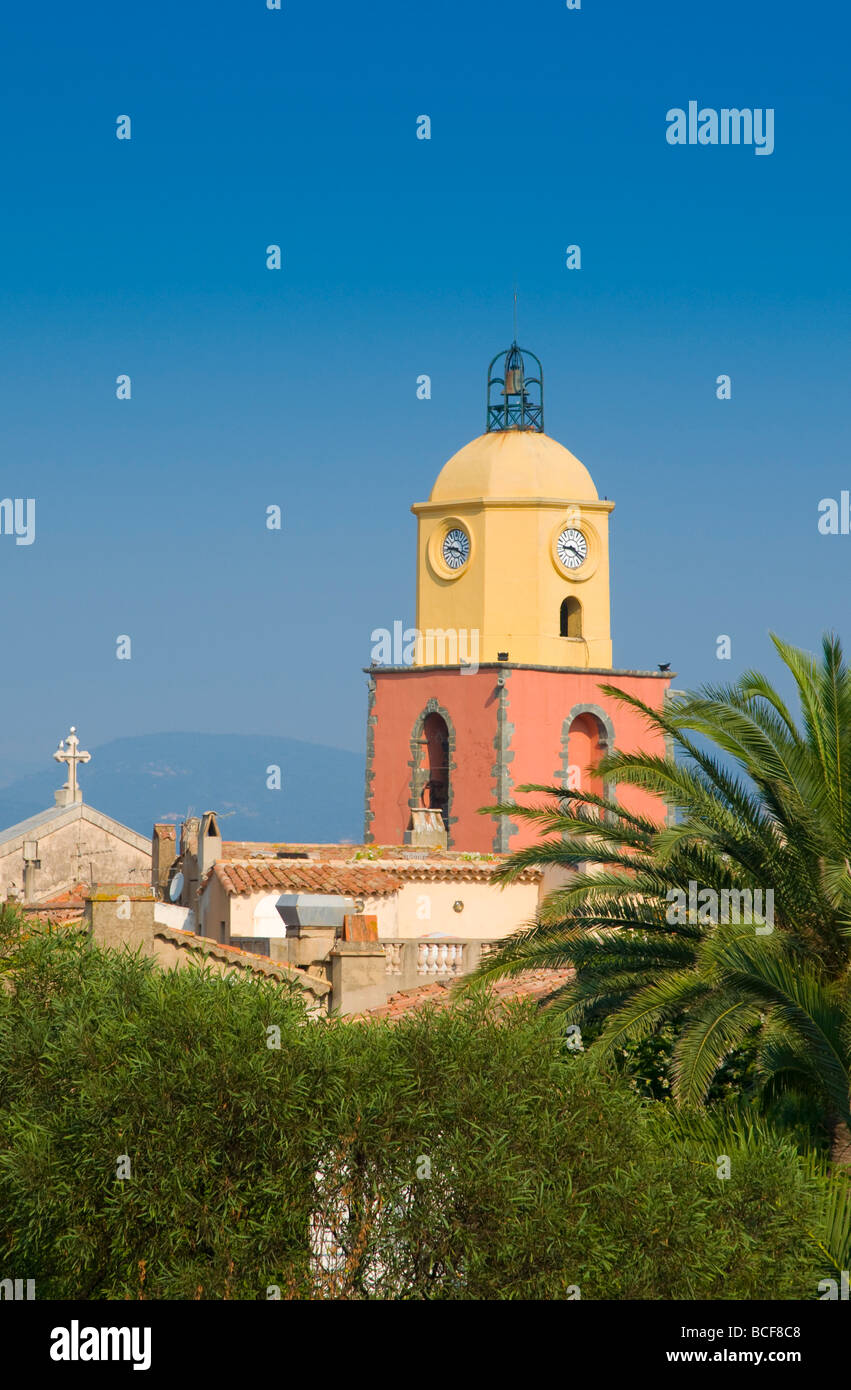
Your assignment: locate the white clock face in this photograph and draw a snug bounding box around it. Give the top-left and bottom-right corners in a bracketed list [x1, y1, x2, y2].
[442, 527, 470, 570]
[557, 527, 588, 570]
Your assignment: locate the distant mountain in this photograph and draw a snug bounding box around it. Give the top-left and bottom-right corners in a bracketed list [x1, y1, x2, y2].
[0, 733, 365, 844]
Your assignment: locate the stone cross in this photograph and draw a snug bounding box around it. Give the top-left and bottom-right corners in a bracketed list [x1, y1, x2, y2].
[54, 726, 91, 803]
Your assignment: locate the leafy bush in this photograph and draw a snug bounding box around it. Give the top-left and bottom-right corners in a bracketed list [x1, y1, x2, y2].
[0, 920, 837, 1299]
[580, 1012, 762, 1108]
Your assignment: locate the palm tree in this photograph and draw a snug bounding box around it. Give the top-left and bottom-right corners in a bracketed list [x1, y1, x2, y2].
[470, 633, 851, 1138]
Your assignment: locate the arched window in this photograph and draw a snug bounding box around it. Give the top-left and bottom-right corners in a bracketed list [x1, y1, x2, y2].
[566, 712, 607, 808]
[421, 712, 450, 829]
[560, 596, 582, 638]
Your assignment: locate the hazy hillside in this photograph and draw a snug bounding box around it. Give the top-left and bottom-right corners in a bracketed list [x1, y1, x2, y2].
[0, 733, 365, 844]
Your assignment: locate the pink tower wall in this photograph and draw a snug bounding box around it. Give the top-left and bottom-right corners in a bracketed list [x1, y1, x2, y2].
[366, 666, 671, 853]
[504, 668, 671, 850]
[366, 669, 498, 851]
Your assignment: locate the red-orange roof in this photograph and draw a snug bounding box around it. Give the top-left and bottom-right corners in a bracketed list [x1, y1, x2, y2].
[208, 860, 402, 898]
[20, 881, 90, 923]
[382, 861, 539, 884]
[20, 907, 87, 925]
[151, 923, 330, 996]
[42, 882, 90, 906]
[361, 968, 574, 1020]
[220, 841, 536, 869]
[213, 843, 540, 891]
[207, 852, 540, 898]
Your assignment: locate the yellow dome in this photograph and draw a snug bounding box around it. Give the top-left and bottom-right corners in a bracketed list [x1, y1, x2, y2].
[428, 430, 599, 503]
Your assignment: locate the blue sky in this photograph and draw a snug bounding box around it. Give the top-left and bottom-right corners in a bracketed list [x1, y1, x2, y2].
[1, 0, 849, 778]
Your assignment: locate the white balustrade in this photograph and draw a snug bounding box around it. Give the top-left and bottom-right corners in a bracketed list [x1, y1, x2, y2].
[416, 942, 464, 976]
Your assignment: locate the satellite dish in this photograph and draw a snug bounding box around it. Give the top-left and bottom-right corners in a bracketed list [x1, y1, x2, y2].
[169, 872, 184, 903]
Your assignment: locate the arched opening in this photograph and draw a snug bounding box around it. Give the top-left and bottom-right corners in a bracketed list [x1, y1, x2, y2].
[421, 712, 450, 829]
[560, 596, 582, 638]
[566, 712, 606, 808]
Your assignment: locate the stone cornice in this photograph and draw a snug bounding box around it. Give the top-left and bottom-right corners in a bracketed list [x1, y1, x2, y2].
[411, 496, 616, 516]
[365, 664, 674, 679]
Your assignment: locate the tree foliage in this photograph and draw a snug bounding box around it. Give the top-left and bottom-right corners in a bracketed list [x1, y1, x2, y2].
[473, 634, 851, 1136]
[0, 916, 839, 1300]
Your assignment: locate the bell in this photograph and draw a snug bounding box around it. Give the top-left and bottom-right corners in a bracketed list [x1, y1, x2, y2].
[503, 366, 524, 395]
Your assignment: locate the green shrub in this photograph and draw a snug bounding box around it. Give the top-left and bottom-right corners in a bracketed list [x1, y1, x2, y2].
[0, 922, 834, 1299]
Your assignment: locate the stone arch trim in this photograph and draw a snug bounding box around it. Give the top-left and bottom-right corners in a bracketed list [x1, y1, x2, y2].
[662, 687, 677, 827]
[407, 698, 457, 847]
[490, 670, 517, 852]
[554, 702, 617, 809]
[363, 676, 377, 842]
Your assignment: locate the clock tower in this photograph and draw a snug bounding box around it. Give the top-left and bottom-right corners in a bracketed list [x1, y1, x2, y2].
[364, 343, 672, 852]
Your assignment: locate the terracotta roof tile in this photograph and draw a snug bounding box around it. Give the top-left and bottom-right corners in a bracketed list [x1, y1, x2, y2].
[359, 967, 573, 1021]
[40, 882, 90, 906]
[152, 923, 331, 996]
[20, 907, 87, 925]
[380, 862, 540, 884]
[207, 860, 402, 898]
[20, 881, 90, 923]
[213, 846, 540, 890]
[220, 841, 539, 875]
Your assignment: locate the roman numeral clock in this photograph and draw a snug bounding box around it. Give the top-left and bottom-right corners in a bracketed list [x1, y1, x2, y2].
[442, 528, 470, 570]
[556, 527, 587, 569]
